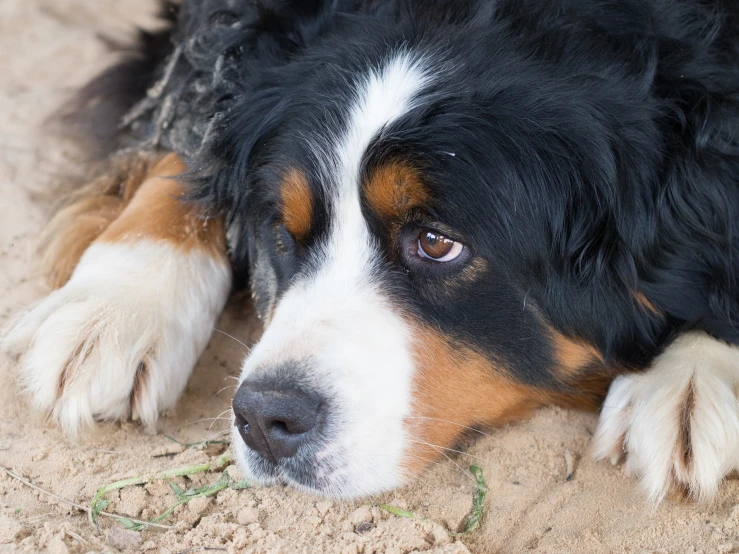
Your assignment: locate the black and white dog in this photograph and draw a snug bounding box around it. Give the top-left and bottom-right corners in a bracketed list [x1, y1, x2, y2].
[3, 0, 739, 502]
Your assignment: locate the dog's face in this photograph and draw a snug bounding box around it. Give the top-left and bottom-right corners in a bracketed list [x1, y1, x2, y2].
[217, 38, 629, 497]
[201, 2, 676, 497]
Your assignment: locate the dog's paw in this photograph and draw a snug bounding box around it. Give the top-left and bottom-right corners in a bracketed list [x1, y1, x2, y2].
[1, 241, 230, 435]
[594, 332, 739, 502]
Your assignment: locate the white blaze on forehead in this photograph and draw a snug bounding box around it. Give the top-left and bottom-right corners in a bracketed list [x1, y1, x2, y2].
[321, 51, 434, 300]
[237, 52, 434, 496]
[334, 52, 433, 200]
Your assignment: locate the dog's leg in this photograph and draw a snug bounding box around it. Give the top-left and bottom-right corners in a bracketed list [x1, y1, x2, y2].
[1, 153, 231, 435]
[594, 331, 739, 502]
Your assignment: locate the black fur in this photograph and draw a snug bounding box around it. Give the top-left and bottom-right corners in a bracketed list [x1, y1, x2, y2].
[84, 0, 739, 385]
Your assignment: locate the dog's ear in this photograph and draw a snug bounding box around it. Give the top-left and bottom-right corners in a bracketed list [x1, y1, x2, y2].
[642, 72, 739, 342]
[535, 3, 739, 360]
[634, 6, 739, 343]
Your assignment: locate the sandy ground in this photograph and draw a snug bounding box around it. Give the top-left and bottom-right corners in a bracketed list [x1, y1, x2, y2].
[2, 2, 739, 553]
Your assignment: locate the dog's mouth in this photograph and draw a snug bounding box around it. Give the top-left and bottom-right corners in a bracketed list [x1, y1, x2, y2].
[228, 382, 354, 495]
[229, 424, 357, 497]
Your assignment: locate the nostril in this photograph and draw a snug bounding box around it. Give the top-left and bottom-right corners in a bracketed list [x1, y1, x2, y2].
[271, 420, 289, 434]
[233, 413, 253, 444]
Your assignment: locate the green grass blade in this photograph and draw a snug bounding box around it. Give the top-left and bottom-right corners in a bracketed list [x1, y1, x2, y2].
[380, 504, 416, 519]
[88, 451, 234, 527]
[458, 465, 487, 535]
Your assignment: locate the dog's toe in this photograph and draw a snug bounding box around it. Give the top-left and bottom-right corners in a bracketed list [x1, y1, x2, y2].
[594, 332, 739, 503]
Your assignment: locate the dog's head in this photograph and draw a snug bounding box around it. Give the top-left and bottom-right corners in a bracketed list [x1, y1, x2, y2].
[190, 1, 676, 497]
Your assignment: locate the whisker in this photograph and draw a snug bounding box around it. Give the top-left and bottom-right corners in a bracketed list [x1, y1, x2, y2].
[208, 408, 235, 432]
[213, 384, 239, 397]
[409, 438, 475, 483]
[212, 429, 232, 437]
[403, 453, 448, 470]
[404, 416, 495, 438]
[405, 437, 485, 462]
[212, 328, 251, 351]
[208, 421, 232, 433]
[183, 416, 232, 428]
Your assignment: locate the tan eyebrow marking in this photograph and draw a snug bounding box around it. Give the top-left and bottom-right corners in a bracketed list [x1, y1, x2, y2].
[280, 168, 313, 240]
[364, 162, 429, 220]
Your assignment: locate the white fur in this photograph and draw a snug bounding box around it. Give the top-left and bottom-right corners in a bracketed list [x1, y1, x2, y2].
[1, 241, 230, 435]
[594, 331, 739, 503]
[234, 52, 434, 497]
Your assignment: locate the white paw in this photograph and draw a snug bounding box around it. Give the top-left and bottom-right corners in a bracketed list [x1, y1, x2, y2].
[1, 241, 230, 435]
[594, 331, 739, 502]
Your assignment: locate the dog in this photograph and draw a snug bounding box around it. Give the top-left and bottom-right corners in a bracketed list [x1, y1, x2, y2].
[2, 0, 739, 502]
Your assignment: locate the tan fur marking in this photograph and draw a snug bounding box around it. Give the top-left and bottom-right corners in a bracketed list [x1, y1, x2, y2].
[402, 324, 614, 477]
[365, 163, 428, 220]
[633, 291, 661, 317]
[43, 196, 126, 289]
[402, 323, 546, 477]
[547, 371, 614, 411]
[280, 169, 313, 240]
[552, 332, 604, 379]
[100, 154, 227, 258]
[548, 331, 613, 410]
[41, 152, 162, 289]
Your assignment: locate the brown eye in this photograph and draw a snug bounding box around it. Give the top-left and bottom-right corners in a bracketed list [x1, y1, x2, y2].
[417, 230, 464, 262]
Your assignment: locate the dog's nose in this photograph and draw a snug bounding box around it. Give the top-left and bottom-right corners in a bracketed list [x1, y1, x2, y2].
[232, 380, 322, 461]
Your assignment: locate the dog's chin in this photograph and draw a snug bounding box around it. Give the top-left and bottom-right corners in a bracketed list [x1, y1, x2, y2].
[230, 427, 407, 499]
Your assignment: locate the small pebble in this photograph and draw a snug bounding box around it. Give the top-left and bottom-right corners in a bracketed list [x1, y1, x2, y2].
[354, 522, 374, 534]
[106, 526, 141, 552]
[349, 506, 373, 526]
[47, 535, 69, 554]
[431, 524, 451, 545]
[305, 515, 322, 528]
[315, 500, 333, 516]
[187, 496, 212, 515]
[237, 506, 259, 525]
[0, 516, 22, 544]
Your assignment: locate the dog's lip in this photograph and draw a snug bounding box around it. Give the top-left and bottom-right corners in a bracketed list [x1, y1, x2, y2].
[233, 436, 339, 494]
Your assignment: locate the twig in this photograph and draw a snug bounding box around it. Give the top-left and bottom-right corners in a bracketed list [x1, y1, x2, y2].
[65, 529, 88, 545]
[0, 466, 173, 530]
[564, 450, 575, 481]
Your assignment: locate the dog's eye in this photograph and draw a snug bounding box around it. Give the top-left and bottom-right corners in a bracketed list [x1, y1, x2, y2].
[417, 230, 464, 262]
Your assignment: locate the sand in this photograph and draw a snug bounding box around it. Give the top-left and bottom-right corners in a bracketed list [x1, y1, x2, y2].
[1, 1, 739, 553]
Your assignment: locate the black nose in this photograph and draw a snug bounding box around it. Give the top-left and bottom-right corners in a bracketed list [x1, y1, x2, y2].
[232, 379, 322, 461]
